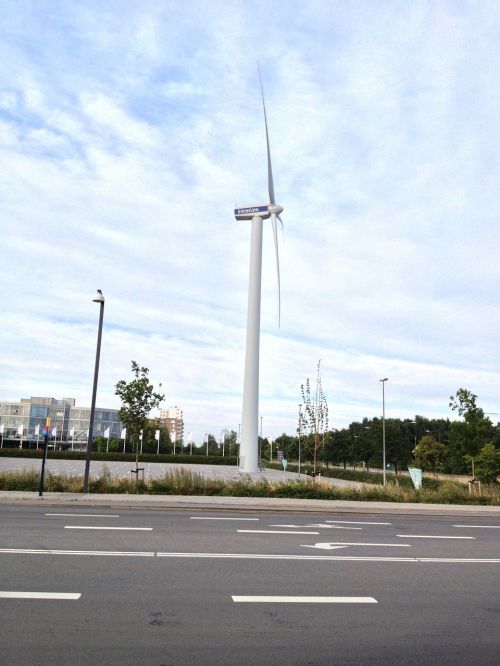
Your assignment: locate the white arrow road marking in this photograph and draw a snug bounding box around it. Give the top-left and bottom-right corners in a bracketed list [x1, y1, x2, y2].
[64, 526, 153, 531]
[0, 592, 81, 600]
[326, 520, 391, 526]
[238, 530, 319, 535]
[302, 542, 411, 550]
[396, 535, 476, 539]
[453, 525, 500, 529]
[232, 596, 377, 604]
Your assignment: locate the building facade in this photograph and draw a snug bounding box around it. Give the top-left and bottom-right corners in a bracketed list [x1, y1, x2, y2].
[0, 397, 122, 445]
[157, 406, 184, 443]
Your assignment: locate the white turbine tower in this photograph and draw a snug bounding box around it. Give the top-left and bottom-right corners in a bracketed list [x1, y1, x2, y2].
[235, 70, 284, 474]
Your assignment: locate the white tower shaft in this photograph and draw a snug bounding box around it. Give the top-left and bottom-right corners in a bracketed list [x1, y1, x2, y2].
[239, 215, 263, 473]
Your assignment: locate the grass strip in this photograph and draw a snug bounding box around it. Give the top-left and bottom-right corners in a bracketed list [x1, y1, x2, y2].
[0, 468, 498, 505]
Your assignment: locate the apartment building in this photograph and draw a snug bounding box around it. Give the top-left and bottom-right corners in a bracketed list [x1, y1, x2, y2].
[156, 406, 184, 443]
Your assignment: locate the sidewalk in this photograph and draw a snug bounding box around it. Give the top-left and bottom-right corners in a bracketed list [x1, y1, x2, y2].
[1, 491, 499, 517]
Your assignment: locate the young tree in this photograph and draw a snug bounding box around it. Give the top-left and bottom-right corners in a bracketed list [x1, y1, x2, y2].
[115, 361, 165, 477]
[448, 388, 495, 473]
[299, 360, 329, 476]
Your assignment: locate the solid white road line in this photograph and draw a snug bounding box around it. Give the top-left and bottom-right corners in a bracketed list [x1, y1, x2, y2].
[0, 549, 155, 556]
[0, 592, 81, 600]
[453, 525, 500, 529]
[46, 513, 119, 518]
[1, 549, 499, 562]
[237, 530, 320, 535]
[64, 526, 152, 531]
[302, 542, 411, 548]
[326, 521, 391, 525]
[156, 552, 500, 563]
[190, 517, 259, 521]
[270, 524, 362, 531]
[232, 596, 377, 604]
[396, 535, 476, 539]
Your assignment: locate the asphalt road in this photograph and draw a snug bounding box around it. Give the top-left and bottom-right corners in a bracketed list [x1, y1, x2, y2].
[1, 506, 499, 665]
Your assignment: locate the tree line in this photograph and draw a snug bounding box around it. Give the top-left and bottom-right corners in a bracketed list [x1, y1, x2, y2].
[270, 388, 500, 482]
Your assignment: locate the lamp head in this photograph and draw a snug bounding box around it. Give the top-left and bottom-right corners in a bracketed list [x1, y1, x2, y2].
[379, 377, 388, 382]
[93, 289, 105, 304]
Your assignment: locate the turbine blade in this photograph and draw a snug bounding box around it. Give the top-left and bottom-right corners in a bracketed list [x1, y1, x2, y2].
[258, 64, 275, 205]
[277, 214, 284, 230]
[271, 213, 281, 327]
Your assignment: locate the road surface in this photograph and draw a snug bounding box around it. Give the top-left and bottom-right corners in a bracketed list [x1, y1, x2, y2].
[1, 506, 499, 665]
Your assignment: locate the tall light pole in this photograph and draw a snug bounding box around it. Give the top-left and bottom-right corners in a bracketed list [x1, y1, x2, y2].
[83, 290, 105, 493]
[259, 416, 263, 470]
[379, 378, 388, 487]
[298, 404, 302, 479]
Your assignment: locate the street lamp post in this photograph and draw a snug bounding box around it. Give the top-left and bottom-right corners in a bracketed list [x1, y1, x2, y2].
[379, 378, 388, 487]
[298, 404, 302, 479]
[83, 290, 105, 493]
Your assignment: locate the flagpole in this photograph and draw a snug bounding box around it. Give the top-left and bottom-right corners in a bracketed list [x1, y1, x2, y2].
[60, 408, 65, 449]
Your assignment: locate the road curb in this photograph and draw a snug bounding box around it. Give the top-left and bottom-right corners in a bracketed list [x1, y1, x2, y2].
[1, 491, 499, 517]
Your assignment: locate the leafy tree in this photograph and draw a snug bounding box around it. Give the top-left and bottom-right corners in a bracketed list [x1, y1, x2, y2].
[273, 433, 298, 461]
[226, 430, 238, 456]
[202, 433, 219, 455]
[115, 361, 165, 477]
[349, 420, 375, 470]
[448, 388, 495, 473]
[141, 421, 171, 454]
[413, 435, 447, 473]
[474, 443, 500, 483]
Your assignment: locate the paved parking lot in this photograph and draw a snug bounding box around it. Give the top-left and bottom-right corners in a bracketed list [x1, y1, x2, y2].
[0, 457, 364, 487]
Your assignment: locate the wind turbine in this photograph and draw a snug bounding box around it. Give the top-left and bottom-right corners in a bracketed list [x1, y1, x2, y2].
[235, 69, 284, 474]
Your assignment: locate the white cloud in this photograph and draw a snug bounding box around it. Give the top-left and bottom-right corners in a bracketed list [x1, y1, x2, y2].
[1, 1, 499, 443]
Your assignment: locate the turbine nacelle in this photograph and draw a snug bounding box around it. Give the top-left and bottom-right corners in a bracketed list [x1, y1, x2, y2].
[234, 203, 283, 221]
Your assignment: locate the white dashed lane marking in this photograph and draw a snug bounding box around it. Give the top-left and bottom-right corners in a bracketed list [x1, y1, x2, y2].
[46, 513, 120, 518]
[232, 596, 378, 604]
[0, 591, 81, 600]
[453, 525, 500, 529]
[396, 535, 475, 540]
[64, 526, 152, 531]
[238, 530, 319, 535]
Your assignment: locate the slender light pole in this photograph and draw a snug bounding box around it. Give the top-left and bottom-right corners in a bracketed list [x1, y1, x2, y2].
[379, 378, 388, 487]
[298, 404, 302, 479]
[259, 416, 263, 469]
[83, 290, 105, 493]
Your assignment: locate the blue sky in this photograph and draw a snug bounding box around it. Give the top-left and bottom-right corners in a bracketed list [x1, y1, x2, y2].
[1, 1, 499, 442]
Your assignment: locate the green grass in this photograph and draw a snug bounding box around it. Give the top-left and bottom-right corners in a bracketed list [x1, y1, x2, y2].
[0, 467, 498, 505]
